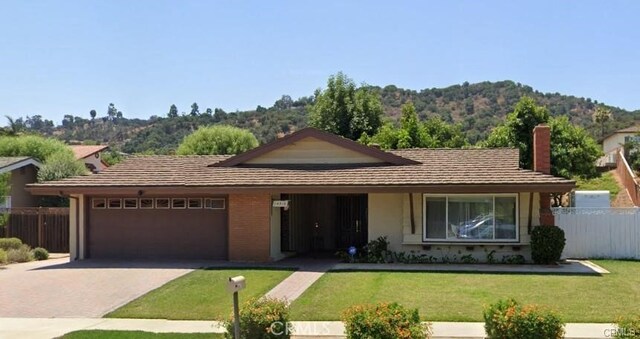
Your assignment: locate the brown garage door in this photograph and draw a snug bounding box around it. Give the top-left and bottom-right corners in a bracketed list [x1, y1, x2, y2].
[88, 197, 228, 260]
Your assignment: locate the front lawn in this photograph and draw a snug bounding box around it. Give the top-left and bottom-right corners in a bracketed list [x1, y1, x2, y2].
[106, 268, 293, 320]
[290, 260, 640, 322]
[62, 330, 222, 338]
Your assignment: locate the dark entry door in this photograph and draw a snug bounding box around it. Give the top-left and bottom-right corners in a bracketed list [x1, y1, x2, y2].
[336, 195, 368, 249]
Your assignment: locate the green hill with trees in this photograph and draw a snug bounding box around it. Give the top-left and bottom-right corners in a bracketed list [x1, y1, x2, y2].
[4, 80, 639, 154]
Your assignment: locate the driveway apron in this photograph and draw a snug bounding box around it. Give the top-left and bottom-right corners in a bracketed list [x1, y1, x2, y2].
[0, 258, 197, 318]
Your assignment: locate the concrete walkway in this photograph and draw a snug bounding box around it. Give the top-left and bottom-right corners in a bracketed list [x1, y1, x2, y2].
[265, 259, 335, 302]
[0, 318, 617, 339]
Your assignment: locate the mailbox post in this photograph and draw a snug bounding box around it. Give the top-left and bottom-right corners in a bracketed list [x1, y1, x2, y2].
[227, 276, 246, 338]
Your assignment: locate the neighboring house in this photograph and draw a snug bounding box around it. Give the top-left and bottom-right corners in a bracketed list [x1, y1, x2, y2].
[598, 125, 640, 167]
[0, 157, 42, 208]
[28, 126, 574, 262]
[70, 145, 110, 173]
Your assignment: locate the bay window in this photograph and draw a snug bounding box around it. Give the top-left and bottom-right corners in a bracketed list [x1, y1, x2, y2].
[423, 194, 518, 242]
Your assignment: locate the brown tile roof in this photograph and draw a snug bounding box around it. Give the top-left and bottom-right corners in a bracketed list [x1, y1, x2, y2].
[28, 148, 574, 192]
[70, 145, 109, 160]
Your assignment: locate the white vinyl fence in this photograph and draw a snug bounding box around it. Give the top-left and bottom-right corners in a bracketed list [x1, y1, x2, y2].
[552, 208, 640, 259]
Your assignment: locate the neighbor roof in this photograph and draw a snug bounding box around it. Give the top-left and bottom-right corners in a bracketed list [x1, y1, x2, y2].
[0, 157, 42, 174]
[70, 145, 109, 160]
[27, 148, 575, 194]
[601, 125, 640, 142]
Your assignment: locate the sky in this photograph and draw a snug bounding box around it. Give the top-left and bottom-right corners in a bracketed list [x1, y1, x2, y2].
[1, 0, 639, 124]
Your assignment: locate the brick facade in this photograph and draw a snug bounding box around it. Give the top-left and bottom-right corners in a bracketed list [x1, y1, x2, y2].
[228, 193, 272, 261]
[533, 124, 554, 225]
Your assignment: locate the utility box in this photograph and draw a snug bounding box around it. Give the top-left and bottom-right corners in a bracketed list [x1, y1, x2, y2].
[571, 191, 610, 208]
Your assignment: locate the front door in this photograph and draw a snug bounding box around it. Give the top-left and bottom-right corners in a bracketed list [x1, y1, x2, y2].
[336, 194, 368, 249]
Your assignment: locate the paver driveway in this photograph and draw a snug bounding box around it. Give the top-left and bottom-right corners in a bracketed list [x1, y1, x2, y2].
[0, 257, 202, 318]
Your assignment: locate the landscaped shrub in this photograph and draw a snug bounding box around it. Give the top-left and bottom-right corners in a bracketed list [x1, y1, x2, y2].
[7, 244, 34, 263]
[224, 297, 290, 339]
[0, 237, 23, 251]
[484, 299, 564, 339]
[342, 302, 431, 339]
[32, 247, 49, 260]
[531, 225, 566, 264]
[615, 315, 640, 338]
[0, 249, 7, 265]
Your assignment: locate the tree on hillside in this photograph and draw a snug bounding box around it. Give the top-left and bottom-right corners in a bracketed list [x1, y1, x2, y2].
[309, 72, 383, 140]
[0, 135, 87, 182]
[190, 102, 200, 116]
[361, 102, 468, 149]
[176, 125, 258, 155]
[549, 116, 601, 179]
[483, 96, 600, 179]
[90, 109, 97, 120]
[107, 103, 117, 121]
[168, 104, 179, 118]
[593, 106, 612, 138]
[483, 96, 550, 169]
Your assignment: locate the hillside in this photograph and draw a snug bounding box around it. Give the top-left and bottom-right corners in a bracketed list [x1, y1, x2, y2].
[13, 80, 640, 153]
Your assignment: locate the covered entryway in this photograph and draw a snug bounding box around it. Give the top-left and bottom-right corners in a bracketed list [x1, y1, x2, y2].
[87, 196, 228, 260]
[280, 194, 368, 254]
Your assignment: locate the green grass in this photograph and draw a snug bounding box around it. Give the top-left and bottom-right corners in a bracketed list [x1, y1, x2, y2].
[61, 330, 222, 338]
[574, 171, 620, 201]
[290, 260, 640, 323]
[106, 268, 293, 320]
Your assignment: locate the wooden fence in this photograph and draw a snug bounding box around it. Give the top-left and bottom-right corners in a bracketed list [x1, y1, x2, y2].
[553, 207, 640, 259]
[616, 149, 640, 206]
[2, 207, 69, 253]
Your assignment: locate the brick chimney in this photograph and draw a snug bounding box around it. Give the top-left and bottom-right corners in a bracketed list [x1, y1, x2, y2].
[533, 124, 554, 225]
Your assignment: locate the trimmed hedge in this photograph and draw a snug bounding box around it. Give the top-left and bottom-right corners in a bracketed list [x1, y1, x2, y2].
[0, 248, 7, 265]
[531, 225, 566, 264]
[484, 299, 564, 339]
[224, 297, 290, 339]
[7, 244, 34, 263]
[0, 237, 23, 251]
[33, 247, 49, 261]
[343, 302, 430, 339]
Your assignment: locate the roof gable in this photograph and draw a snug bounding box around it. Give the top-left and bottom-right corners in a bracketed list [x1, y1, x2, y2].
[210, 128, 419, 167]
[70, 145, 109, 160]
[0, 157, 42, 174]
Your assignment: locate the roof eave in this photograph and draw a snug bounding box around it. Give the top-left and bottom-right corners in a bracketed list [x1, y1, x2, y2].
[26, 182, 576, 196]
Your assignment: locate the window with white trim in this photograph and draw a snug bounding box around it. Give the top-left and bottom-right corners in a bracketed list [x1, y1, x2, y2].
[205, 198, 225, 209]
[423, 194, 518, 242]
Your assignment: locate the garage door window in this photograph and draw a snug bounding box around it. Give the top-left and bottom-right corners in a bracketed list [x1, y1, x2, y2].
[92, 198, 106, 209]
[124, 198, 138, 209]
[172, 198, 186, 209]
[108, 199, 122, 209]
[155, 198, 170, 209]
[205, 198, 225, 210]
[140, 198, 154, 209]
[188, 198, 203, 209]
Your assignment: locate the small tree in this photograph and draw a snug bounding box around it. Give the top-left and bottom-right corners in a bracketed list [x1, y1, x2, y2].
[176, 125, 258, 155]
[593, 106, 612, 138]
[309, 72, 383, 140]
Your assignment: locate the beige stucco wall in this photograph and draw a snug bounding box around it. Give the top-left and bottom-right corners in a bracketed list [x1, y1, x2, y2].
[9, 165, 39, 207]
[368, 192, 542, 262]
[603, 133, 637, 155]
[245, 137, 382, 164]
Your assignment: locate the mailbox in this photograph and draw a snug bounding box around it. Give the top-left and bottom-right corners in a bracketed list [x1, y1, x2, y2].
[227, 276, 246, 293]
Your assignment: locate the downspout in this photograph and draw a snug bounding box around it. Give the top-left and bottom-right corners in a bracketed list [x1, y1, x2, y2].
[64, 193, 80, 261]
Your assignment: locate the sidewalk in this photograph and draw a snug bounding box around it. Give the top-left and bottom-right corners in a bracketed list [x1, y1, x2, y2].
[0, 318, 616, 339]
